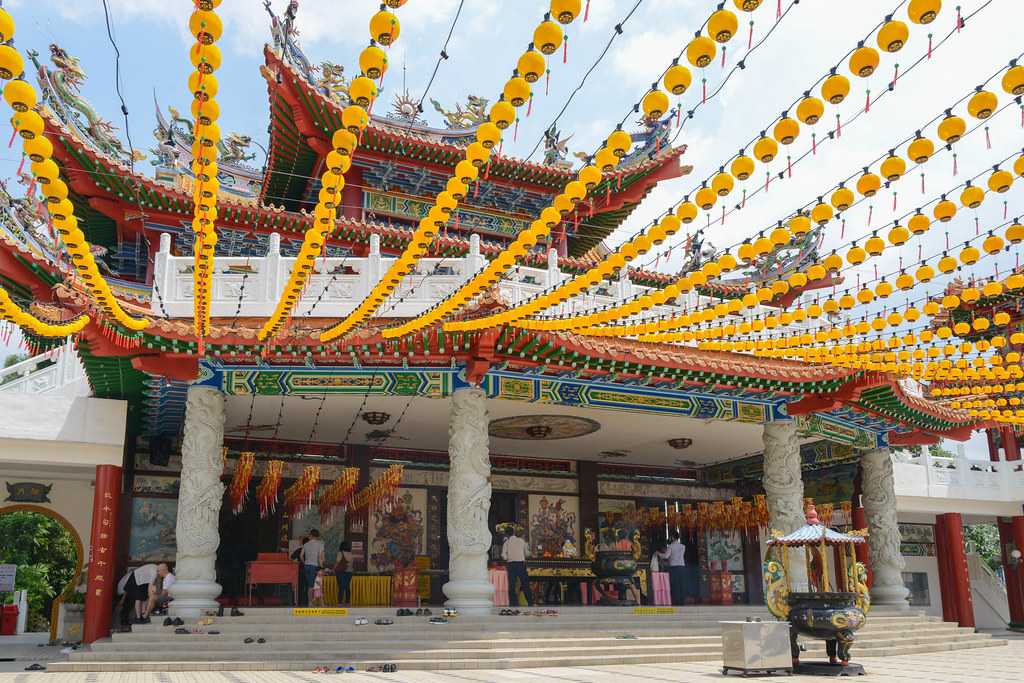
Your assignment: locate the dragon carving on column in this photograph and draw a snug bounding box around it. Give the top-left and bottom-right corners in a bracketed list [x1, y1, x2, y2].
[446, 387, 492, 578]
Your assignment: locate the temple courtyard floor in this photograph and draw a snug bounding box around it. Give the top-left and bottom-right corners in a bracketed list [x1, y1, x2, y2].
[1, 631, 1022, 682]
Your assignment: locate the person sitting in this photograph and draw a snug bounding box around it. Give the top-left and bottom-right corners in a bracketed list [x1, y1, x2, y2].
[146, 563, 175, 616]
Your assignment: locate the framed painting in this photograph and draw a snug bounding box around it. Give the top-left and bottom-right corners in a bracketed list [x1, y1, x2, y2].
[127, 497, 178, 563]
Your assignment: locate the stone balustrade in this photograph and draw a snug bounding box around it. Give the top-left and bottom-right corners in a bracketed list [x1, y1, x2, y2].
[893, 451, 1024, 504]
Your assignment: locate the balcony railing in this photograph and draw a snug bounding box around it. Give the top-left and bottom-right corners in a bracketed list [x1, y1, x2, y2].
[0, 341, 87, 395]
[893, 451, 1024, 503]
[150, 232, 772, 323]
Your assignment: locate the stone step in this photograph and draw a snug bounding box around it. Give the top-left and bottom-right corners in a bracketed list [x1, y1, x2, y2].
[48, 638, 1008, 673]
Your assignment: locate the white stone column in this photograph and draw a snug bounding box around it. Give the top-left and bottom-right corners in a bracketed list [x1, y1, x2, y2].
[442, 386, 495, 614]
[762, 420, 808, 590]
[169, 386, 226, 617]
[861, 447, 909, 607]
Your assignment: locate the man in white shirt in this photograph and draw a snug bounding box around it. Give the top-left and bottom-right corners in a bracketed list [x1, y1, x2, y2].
[146, 563, 175, 616]
[660, 531, 687, 606]
[300, 529, 326, 606]
[500, 527, 533, 607]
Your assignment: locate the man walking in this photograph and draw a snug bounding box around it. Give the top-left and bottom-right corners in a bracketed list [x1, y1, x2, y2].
[501, 527, 533, 607]
[661, 531, 687, 606]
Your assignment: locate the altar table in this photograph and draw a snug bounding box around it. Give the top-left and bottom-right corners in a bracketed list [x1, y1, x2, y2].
[350, 575, 392, 606]
[245, 553, 298, 605]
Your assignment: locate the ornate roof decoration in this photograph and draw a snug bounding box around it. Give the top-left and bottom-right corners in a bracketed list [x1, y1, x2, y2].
[28, 45, 142, 164]
[542, 124, 573, 168]
[429, 95, 489, 129]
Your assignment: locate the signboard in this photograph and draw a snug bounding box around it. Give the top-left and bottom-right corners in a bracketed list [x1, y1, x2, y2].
[0, 564, 16, 592]
[4, 481, 52, 503]
[292, 608, 348, 617]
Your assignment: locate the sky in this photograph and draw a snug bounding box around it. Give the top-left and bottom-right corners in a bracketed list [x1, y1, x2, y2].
[3, 0, 1022, 459]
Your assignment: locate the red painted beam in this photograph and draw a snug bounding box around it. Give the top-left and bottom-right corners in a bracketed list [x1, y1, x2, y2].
[130, 354, 199, 382]
[887, 431, 941, 447]
[786, 395, 840, 416]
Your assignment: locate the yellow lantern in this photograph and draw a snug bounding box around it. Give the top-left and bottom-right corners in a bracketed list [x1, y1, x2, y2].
[517, 50, 546, 83]
[189, 10, 223, 44]
[823, 252, 843, 272]
[908, 211, 930, 235]
[23, 135, 52, 164]
[753, 135, 778, 163]
[933, 197, 956, 222]
[937, 111, 966, 144]
[676, 200, 698, 224]
[846, 243, 867, 265]
[1016, 153, 1024, 177]
[888, 223, 910, 245]
[533, 20, 564, 55]
[796, 95, 824, 125]
[730, 154, 755, 180]
[907, 135, 934, 164]
[988, 168, 1013, 193]
[857, 288, 874, 304]
[465, 141, 491, 168]
[332, 129, 357, 155]
[788, 214, 811, 236]
[877, 18, 909, 52]
[551, 0, 582, 24]
[880, 154, 906, 181]
[342, 105, 369, 134]
[503, 76, 531, 107]
[876, 280, 895, 298]
[686, 34, 716, 68]
[856, 169, 881, 197]
[811, 201, 833, 225]
[663, 64, 692, 95]
[190, 42, 221, 74]
[192, 97, 218, 125]
[642, 89, 670, 120]
[188, 70, 217, 101]
[770, 224, 790, 247]
[0, 7, 13, 43]
[359, 44, 388, 79]
[865, 234, 886, 256]
[712, 170, 734, 196]
[937, 254, 957, 273]
[1002, 64, 1024, 96]
[807, 264, 826, 281]
[959, 183, 984, 209]
[11, 109, 43, 140]
[821, 71, 850, 104]
[3, 79, 36, 112]
[594, 147, 618, 172]
[455, 159, 479, 184]
[489, 99, 516, 129]
[831, 185, 854, 210]
[446, 177, 468, 200]
[1007, 221, 1024, 243]
[607, 129, 633, 157]
[967, 89, 997, 119]
[734, 0, 763, 10]
[708, 8, 739, 42]
[695, 185, 717, 210]
[959, 245, 981, 265]
[916, 263, 935, 282]
[849, 44, 880, 77]
[983, 233, 1004, 254]
[369, 9, 401, 45]
[773, 116, 799, 145]
[476, 122, 502, 150]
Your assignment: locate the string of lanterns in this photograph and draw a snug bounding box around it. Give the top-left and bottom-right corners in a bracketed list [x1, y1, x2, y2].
[468, 32, 1016, 337]
[282, 464, 321, 517]
[388, 0, 786, 338]
[318, 467, 360, 525]
[933, 380, 1024, 398]
[186, 2, 225, 345]
[347, 463, 404, 516]
[0, 285, 89, 337]
[256, 459, 285, 519]
[227, 451, 255, 515]
[0, 7, 149, 334]
[320, 2, 586, 343]
[263, 3, 406, 343]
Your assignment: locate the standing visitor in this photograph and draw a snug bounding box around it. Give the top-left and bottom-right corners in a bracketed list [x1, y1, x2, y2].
[501, 527, 533, 607]
[662, 531, 687, 606]
[649, 541, 670, 606]
[334, 541, 354, 605]
[301, 530, 325, 606]
[293, 535, 309, 605]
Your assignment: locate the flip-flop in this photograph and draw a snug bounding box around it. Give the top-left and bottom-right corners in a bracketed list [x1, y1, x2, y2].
[257, 637, 266, 644]
[24, 664, 45, 671]
[367, 665, 383, 672]
[174, 628, 190, 635]
[243, 637, 254, 644]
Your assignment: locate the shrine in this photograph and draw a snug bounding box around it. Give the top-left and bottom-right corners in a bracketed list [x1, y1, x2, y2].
[0, 0, 1022, 674]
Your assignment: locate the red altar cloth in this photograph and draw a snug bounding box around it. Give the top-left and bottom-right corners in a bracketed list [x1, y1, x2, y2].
[246, 553, 298, 605]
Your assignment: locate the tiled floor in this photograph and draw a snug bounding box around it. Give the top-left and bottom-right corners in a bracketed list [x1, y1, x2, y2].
[1, 635, 1021, 682]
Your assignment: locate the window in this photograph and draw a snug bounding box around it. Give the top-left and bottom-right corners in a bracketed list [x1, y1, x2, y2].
[901, 571, 931, 606]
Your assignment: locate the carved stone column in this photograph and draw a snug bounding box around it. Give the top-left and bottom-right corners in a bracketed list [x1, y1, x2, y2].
[442, 386, 495, 614]
[861, 447, 909, 607]
[762, 421, 808, 590]
[169, 386, 226, 617]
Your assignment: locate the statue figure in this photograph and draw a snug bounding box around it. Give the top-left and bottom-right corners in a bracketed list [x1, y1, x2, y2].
[542, 124, 573, 167]
[219, 133, 257, 164]
[265, 0, 314, 82]
[29, 45, 143, 162]
[317, 61, 350, 105]
[583, 528, 596, 560]
[743, 223, 825, 283]
[631, 528, 642, 561]
[429, 95, 489, 129]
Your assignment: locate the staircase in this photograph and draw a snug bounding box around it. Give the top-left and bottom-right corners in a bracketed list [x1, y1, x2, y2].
[50, 606, 1006, 672]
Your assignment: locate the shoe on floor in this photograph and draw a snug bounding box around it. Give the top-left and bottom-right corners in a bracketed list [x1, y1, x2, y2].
[422, 608, 432, 616]
[217, 606, 225, 617]
[162, 617, 174, 626]
[24, 663, 45, 671]
[257, 637, 266, 644]
[428, 617, 448, 624]
[230, 607, 244, 616]
[243, 637, 254, 644]
[174, 628, 189, 635]
[172, 617, 184, 626]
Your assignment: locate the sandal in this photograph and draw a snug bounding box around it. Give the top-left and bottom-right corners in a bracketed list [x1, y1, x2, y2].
[24, 664, 45, 671]
[374, 618, 393, 626]
[174, 628, 190, 635]
[257, 637, 266, 644]
[244, 637, 254, 644]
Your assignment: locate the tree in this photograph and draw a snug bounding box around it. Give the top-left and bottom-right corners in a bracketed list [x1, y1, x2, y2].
[3, 352, 28, 368]
[963, 523, 1002, 572]
[0, 511, 78, 631]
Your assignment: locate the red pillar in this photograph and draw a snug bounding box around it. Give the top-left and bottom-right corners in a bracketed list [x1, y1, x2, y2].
[986, 429, 1001, 462]
[1002, 428, 1021, 461]
[83, 465, 122, 644]
[934, 515, 958, 623]
[998, 517, 1024, 626]
[937, 512, 975, 628]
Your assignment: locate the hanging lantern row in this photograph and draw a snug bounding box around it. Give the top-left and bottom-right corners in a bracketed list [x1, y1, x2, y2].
[648, 227, 1022, 346]
[948, 392, 1024, 410]
[256, 459, 285, 519]
[0, 285, 88, 337]
[186, 3, 226, 341]
[0, 8, 149, 333]
[228, 451, 255, 514]
[934, 377, 1024, 397]
[263, 4, 405, 343]
[504, 62, 1020, 338]
[348, 464, 404, 515]
[323, 2, 587, 343]
[283, 464, 321, 518]
[574, 144, 1022, 341]
[318, 466, 360, 524]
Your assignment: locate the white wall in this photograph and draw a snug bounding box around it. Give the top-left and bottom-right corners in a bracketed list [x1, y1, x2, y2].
[902, 555, 943, 619]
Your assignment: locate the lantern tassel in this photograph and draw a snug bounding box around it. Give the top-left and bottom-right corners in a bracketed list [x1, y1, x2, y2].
[836, 114, 842, 138]
[865, 89, 871, 113]
[921, 173, 925, 194]
[741, 188, 746, 209]
[748, 21, 754, 50]
[545, 70, 550, 96]
[563, 35, 568, 64]
[786, 155, 792, 178]
[777, 0, 782, 20]
[985, 126, 991, 149]
[956, 5, 963, 31]
[584, 0, 590, 22]
[812, 132, 817, 155]
[721, 45, 727, 68]
[952, 153, 958, 176]
[676, 105, 682, 128]
[513, 118, 519, 142]
[928, 33, 933, 58]
[702, 78, 707, 104]
[892, 192, 897, 212]
[868, 205, 873, 225]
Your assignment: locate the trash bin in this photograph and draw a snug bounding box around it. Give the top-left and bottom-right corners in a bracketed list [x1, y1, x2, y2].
[0, 604, 19, 635]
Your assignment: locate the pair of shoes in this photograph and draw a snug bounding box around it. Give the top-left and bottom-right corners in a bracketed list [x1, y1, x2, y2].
[414, 608, 423, 616]
[428, 616, 449, 625]
[335, 665, 356, 673]
[312, 666, 329, 673]
[395, 608, 414, 616]
[374, 618, 394, 626]
[23, 663, 45, 671]
[422, 608, 432, 616]
[442, 608, 458, 618]
[353, 617, 368, 626]
[162, 617, 174, 626]
[174, 627, 190, 635]
[208, 630, 220, 635]
[230, 607, 244, 617]
[243, 637, 266, 644]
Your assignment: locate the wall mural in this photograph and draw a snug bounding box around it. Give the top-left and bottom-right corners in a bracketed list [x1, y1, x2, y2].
[704, 529, 744, 571]
[128, 498, 178, 562]
[132, 475, 180, 497]
[489, 415, 600, 440]
[598, 498, 636, 547]
[528, 494, 579, 558]
[367, 488, 426, 573]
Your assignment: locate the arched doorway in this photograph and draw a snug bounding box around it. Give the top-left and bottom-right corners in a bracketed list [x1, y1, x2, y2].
[0, 505, 84, 633]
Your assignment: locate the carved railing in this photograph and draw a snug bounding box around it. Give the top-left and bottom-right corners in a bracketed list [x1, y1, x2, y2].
[150, 231, 775, 325]
[0, 341, 86, 395]
[892, 451, 1024, 503]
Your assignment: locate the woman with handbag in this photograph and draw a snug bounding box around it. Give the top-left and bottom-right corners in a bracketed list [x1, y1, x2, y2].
[334, 541, 354, 605]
